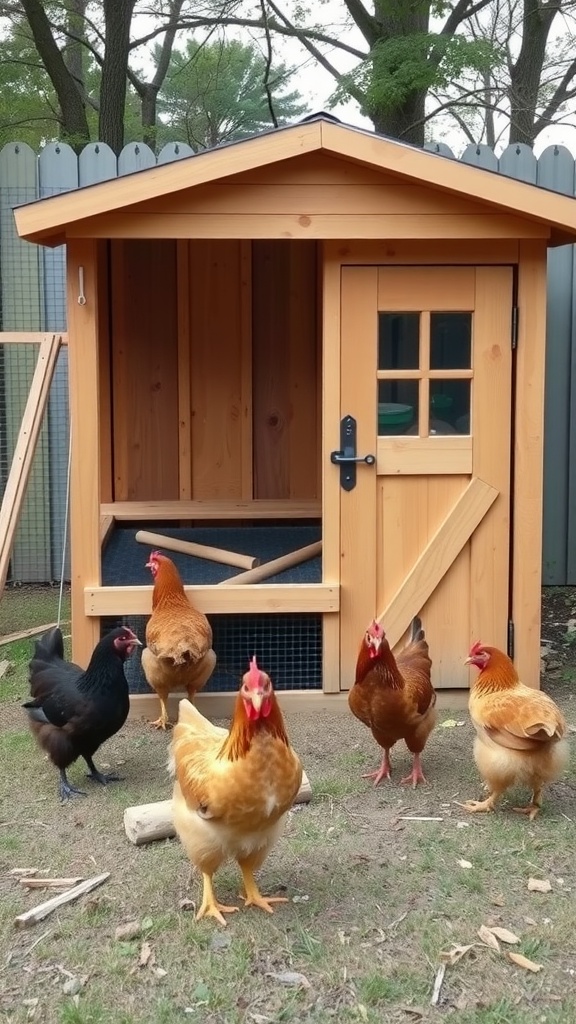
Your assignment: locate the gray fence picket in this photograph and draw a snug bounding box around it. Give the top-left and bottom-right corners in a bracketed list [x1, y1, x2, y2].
[157, 142, 195, 164]
[460, 143, 499, 170]
[499, 143, 538, 183]
[537, 146, 575, 584]
[39, 142, 78, 582]
[79, 142, 117, 185]
[118, 142, 157, 175]
[0, 142, 50, 582]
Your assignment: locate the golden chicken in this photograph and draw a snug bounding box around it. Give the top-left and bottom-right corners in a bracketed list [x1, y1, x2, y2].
[142, 552, 216, 729]
[348, 616, 436, 787]
[170, 656, 302, 926]
[463, 642, 568, 820]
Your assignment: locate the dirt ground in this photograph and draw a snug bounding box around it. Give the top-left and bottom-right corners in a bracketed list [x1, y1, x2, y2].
[1, 587, 576, 1024]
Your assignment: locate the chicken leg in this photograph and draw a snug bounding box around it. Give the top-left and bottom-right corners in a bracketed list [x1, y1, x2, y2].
[513, 786, 543, 821]
[239, 860, 288, 915]
[196, 872, 239, 927]
[84, 754, 123, 786]
[462, 787, 504, 815]
[149, 694, 171, 731]
[362, 749, 392, 786]
[400, 753, 427, 788]
[58, 768, 86, 802]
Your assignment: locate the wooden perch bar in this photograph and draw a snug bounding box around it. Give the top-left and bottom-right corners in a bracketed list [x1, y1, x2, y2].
[124, 771, 312, 846]
[135, 530, 259, 570]
[14, 872, 110, 928]
[219, 542, 322, 586]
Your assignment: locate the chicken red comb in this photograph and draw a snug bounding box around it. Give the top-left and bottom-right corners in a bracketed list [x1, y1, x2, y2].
[469, 640, 484, 656]
[150, 550, 162, 559]
[246, 655, 261, 689]
[367, 620, 384, 637]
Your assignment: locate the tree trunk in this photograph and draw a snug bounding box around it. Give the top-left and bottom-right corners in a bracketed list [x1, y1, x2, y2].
[140, 85, 159, 149]
[508, 0, 556, 146]
[64, 0, 86, 91]
[99, 0, 136, 153]
[20, 0, 90, 147]
[371, 91, 427, 145]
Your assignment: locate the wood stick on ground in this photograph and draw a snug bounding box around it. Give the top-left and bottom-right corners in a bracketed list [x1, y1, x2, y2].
[19, 877, 84, 890]
[431, 963, 446, 1006]
[0, 622, 69, 647]
[219, 542, 322, 586]
[135, 530, 259, 571]
[14, 872, 110, 929]
[124, 771, 312, 846]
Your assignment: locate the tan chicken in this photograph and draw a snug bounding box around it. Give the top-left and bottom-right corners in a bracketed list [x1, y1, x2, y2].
[170, 656, 303, 925]
[142, 551, 216, 729]
[463, 642, 568, 820]
[348, 616, 436, 787]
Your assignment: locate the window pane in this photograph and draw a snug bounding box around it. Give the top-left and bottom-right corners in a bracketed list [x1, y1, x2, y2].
[430, 380, 471, 435]
[378, 380, 418, 435]
[378, 312, 420, 370]
[430, 312, 472, 369]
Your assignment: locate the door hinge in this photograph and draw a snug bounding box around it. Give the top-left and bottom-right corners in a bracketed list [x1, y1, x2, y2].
[507, 619, 515, 659]
[511, 306, 519, 349]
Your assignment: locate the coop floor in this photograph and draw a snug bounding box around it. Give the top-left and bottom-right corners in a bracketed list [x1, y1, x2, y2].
[102, 523, 323, 694]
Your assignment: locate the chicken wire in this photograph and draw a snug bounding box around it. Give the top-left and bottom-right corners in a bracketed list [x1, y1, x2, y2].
[0, 182, 70, 619]
[103, 613, 324, 694]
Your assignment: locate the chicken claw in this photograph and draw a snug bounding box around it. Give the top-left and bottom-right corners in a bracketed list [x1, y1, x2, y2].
[58, 769, 86, 802]
[362, 750, 392, 786]
[240, 865, 288, 915]
[513, 790, 542, 821]
[196, 873, 239, 927]
[461, 795, 498, 814]
[400, 753, 427, 788]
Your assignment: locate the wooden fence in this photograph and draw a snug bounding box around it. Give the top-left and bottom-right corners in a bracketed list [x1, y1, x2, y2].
[0, 137, 575, 584]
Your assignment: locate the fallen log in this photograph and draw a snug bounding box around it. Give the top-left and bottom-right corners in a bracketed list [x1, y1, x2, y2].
[14, 872, 110, 929]
[135, 530, 259, 571]
[218, 542, 322, 586]
[124, 770, 312, 847]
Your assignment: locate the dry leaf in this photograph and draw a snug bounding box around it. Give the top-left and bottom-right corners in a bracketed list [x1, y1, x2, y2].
[528, 878, 552, 893]
[114, 920, 141, 941]
[440, 943, 474, 965]
[178, 898, 195, 912]
[139, 940, 153, 967]
[458, 859, 473, 869]
[508, 952, 543, 973]
[488, 927, 520, 944]
[477, 925, 500, 951]
[441, 719, 458, 728]
[490, 894, 506, 907]
[524, 917, 537, 926]
[154, 967, 167, 979]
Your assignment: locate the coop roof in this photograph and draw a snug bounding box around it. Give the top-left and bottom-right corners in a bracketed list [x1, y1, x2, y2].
[13, 116, 576, 247]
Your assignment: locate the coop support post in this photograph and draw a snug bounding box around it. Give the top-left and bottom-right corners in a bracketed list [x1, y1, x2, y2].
[513, 241, 548, 688]
[67, 240, 101, 665]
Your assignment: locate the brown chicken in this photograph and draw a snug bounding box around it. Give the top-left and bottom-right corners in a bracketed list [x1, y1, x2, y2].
[142, 551, 216, 729]
[348, 616, 436, 787]
[170, 656, 303, 925]
[462, 642, 568, 820]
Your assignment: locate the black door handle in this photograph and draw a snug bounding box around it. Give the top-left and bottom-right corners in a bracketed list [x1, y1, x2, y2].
[331, 415, 375, 491]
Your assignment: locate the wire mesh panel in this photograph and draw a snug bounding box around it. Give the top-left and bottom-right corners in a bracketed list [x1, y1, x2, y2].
[103, 612, 323, 694]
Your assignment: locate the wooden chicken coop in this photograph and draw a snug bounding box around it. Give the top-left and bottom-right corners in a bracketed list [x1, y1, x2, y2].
[14, 116, 576, 715]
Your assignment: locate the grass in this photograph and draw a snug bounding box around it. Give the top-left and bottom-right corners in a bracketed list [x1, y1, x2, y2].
[1, 588, 576, 1022]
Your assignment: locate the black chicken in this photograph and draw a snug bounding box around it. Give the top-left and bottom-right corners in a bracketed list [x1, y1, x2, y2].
[24, 625, 141, 802]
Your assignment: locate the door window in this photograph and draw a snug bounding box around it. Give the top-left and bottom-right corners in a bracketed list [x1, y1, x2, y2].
[377, 310, 473, 436]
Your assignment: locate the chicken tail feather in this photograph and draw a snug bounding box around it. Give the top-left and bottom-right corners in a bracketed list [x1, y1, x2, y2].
[410, 616, 425, 644]
[33, 626, 64, 662]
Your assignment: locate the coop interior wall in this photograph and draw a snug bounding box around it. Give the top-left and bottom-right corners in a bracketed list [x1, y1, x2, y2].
[103, 239, 320, 504]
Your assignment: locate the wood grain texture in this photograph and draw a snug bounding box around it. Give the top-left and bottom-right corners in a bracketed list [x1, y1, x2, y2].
[84, 583, 338, 615]
[66, 240, 102, 664]
[252, 240, 319, 499]
[110, 240, 179, 501]
[513, 242, 548, 688]
[101, 499, 321, 519]
[187, 240, 246, 499]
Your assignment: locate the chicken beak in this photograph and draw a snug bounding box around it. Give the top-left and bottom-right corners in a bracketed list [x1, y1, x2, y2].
[133, 637, 143, 647]
[464, 656, 472, 665]
[250, 692, 264, 713]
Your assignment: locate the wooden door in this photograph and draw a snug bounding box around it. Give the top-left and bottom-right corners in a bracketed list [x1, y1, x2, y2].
[338, 265, 513, 689]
